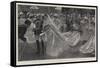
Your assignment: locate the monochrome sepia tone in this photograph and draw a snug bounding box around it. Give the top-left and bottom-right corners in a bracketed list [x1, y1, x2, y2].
[11, 1, 98, 67]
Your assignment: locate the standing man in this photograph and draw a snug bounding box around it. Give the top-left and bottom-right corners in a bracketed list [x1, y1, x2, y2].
[33, 16, 45, 56]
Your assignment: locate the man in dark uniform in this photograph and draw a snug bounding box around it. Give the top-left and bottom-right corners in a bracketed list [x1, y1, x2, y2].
[33, 16, 45, 56]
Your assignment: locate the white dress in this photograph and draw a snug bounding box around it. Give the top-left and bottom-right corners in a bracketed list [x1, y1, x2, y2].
[24, 23, 36, 43]
[45, 16, 80, 57]
[79, 23, 95, 54]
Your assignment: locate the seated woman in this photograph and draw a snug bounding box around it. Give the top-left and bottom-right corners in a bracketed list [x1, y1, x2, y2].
[79, 16, 95, 55]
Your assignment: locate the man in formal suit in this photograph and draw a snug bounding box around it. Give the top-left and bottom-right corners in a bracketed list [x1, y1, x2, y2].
[33, 16, 45, 55]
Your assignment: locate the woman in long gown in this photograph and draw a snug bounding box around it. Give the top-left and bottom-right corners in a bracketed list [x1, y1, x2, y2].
[79, 16, 95, 55]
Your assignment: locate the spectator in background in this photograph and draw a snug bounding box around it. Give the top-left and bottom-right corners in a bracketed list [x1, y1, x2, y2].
[18, 12, 26, 25]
